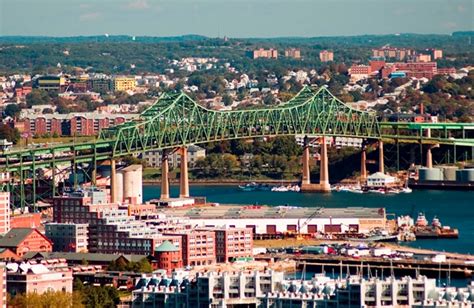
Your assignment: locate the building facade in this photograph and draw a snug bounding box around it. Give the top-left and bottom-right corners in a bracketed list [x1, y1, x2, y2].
[6, 262, 73, 296]
[284, 48, 301, 59]
[45, 223, 89, 253]
[214, 228, 253, 263]
[319, 50, 334, 62]
[165, 231, 216, 266]
[0, 193, 9, 236]
[143, 145, 206, 169]
[250, 49, 278, 59]
[113, 77, 136, 92]
[0, 229, 52, 257]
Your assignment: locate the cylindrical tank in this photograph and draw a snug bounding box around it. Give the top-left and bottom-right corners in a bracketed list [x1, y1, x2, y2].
[419, 168, 443, 181]
[115, 172, 124, 203]
[457, 169, 474, 183]
[465, 169, 474, 182]
[436, 166, 458, 181]
[121, 165, 143, 204]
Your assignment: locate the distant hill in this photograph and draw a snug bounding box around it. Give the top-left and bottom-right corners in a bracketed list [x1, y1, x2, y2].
[0, 34, 209, 44]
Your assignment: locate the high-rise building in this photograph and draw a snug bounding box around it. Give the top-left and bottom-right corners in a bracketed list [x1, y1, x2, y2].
[319, 50, 334, 62]
[429, 49, 443, 60]
[0, 193, 10, 236]
[284, 48, 301, 59]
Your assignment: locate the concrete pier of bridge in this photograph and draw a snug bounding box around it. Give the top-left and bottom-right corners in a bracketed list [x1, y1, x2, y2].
[160, 151, 170, 200]
[300, 136, 331, 193]
[179, 147, 190, 198]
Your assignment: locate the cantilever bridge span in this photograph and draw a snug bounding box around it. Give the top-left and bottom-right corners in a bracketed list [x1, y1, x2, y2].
[0, 86, 473, 208]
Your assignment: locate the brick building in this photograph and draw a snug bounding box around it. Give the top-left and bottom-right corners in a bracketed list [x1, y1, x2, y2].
[394, 62, 437, 79]
[0, 193, 9, 236]
[19, 113, 136, 137]
[214, 228, 253, 263]
[165, 231, 216, 266]
[53, 188, 181, 256]
[0, 229, 52, 257]
[153, 241, 183, 274]
[0, 263, 5, 308]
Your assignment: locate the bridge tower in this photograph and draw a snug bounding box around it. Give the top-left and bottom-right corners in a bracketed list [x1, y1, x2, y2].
[179, 147, 190, 198]
[378, 140, 385, 173]
[160, 151, 170, 200]
[300, 136, 331, 193]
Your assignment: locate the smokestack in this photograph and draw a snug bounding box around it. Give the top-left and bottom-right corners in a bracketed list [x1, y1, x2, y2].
[420, 103, 424, 115]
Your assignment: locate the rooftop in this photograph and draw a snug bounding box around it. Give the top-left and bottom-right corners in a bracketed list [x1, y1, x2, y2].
[158, 205, 385, 220]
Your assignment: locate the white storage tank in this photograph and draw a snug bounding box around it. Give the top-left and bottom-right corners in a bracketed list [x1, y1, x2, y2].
[418, 168, 443, 181]
[119, 164, 143, 204]
[115, 172, 124, 203]
[436, 166, 458, 181]
[457, 169, 474, 183]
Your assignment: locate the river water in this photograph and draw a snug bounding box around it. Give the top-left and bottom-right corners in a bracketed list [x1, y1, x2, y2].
[143, 185, 474, 255]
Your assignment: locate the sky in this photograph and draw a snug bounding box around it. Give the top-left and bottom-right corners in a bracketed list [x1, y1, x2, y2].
[1, 0, 473, 37]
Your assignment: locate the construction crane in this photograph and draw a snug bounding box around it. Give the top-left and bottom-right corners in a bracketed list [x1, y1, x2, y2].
[296, 207, 323, 240]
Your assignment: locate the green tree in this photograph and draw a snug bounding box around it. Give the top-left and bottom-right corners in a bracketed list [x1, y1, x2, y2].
[26, 89, 51, 107]
[8, 290, 84, 308]
[4, 104, 21, 118]
[222, 94, 233, 106]
[0, 124, 20, 143]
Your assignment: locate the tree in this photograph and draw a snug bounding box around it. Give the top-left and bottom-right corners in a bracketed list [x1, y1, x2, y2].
[4, 104, 21, 118]
[8, 290, 84, 308]
[0, 124, 20, 143]
[26, 89, 51, 107]
[81, 286, 119, 308]
[222, 94, 233, 106]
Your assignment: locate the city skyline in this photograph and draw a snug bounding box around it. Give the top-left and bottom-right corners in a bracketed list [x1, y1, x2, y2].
[1, 0, 472, 38]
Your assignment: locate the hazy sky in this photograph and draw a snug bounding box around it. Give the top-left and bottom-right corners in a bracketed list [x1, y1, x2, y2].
[1, 0, 473, 37]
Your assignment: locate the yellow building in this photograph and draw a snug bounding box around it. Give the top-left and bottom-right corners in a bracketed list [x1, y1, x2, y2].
[112, 77, 136, 92]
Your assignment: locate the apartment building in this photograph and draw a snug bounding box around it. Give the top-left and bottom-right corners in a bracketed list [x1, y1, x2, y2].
[113, 77, 136, 92]
[52, 188, 181, 256]
[284, 48, 301, 59]
[319, 50, 334, 62]
[143, 145, 206, 168]
[45, 223, 89, 252]
[249, 48, 278, 59]
[164, 231, 216, 266]
[0, 193, 9, 236]
[214, 228, 253, 263]
[19, 112, 136, 137]
[131, 270, 285, 307]
[6, 261, 73, 296]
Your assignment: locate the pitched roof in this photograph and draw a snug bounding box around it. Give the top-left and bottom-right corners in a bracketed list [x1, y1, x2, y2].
[22, 251, 145, 263]
[0, 228, 35, 247]
[155, 241, 179, 252]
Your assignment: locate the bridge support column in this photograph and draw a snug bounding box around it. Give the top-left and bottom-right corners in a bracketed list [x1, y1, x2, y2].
[378, 141, 385, 174]
[319, 136, 331, 192]
[179, 147, 189, 198]
[302, 139, 311, 186]
[301, 136, 331, 193]
[110, 159, 117, 203]
[160, 151, 170, 200]
[360, 147, 367, 182]
[426, 146, 433, 169]
[424, 128, 438, 168]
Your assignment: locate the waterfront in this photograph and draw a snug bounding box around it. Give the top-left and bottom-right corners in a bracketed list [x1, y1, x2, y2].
[143, 185, 474, 254]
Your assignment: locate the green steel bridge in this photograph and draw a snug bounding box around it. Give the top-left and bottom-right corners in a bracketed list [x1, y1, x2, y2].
[1, 85, 473, 208]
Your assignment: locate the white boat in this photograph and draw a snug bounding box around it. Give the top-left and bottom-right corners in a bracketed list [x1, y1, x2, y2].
[401, 187, 412, 193]
[271, 186, 289, 192]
